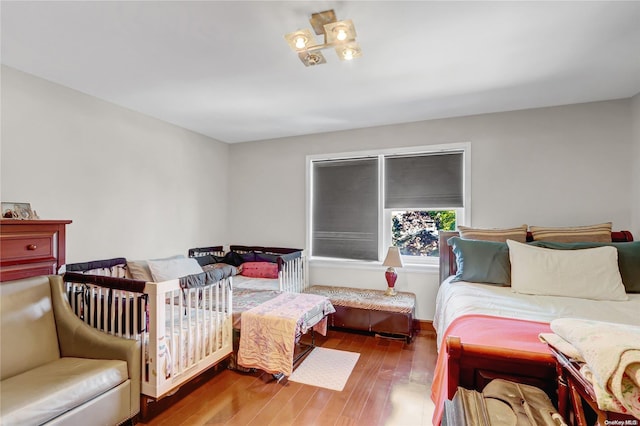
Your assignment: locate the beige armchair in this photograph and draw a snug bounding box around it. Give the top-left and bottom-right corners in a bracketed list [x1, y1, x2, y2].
[1, 275, 140, 425]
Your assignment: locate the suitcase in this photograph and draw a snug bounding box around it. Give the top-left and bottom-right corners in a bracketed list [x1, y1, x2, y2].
[443, 379, 567, 426]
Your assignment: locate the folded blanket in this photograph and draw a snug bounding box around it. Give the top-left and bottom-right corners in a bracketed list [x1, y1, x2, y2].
[540, 318, 640, 418]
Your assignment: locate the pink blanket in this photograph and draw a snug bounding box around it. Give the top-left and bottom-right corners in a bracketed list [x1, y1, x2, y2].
[431, 314, 553, 425]
[237, 292, 333, 376]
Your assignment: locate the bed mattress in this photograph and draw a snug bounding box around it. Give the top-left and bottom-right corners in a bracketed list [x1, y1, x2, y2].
[434, 277, 640, 350]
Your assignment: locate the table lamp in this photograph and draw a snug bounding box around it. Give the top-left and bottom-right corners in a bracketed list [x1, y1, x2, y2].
[382, 246, 404, 296]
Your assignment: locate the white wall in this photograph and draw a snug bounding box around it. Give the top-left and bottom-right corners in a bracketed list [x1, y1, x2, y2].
[1, 66, 229, 262]
[632, 93, 640, 238]
[228, 99, 635, 320]
[2, 65, 635, 320]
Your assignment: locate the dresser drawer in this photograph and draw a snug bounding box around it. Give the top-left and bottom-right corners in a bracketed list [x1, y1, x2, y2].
[0, 232, 55, 263]
[0, 262, 57, 281]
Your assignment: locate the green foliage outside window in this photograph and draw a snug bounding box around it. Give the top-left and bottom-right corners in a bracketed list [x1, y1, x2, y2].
[392, 210, 456, 257]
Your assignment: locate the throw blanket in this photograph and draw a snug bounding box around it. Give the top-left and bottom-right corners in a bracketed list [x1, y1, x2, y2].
[431, 314, 553, 426]
[179, 267, 235, 289]
[237, 293, 335, 377]
[540, 318, 640, 418]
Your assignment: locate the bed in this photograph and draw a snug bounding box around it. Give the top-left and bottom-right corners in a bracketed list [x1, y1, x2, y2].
[431, 225, 640, 425]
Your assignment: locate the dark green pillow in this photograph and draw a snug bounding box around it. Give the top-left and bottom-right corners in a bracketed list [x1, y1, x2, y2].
[447, 236, 511, 286]
[529, 241, 640, 293]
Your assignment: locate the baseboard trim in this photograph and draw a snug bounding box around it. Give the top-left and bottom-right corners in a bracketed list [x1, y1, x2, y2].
[415, 319, 435, 336]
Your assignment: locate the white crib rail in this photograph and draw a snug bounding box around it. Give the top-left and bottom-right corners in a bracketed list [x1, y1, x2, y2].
[279, 252, 308, 293]
[144, 278, 233, 398]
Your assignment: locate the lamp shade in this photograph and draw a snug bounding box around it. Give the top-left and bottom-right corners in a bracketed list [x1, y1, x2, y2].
[382, 247, 404, 268]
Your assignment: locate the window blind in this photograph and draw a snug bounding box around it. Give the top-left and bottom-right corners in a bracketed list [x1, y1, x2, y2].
[312, 158, 379, 261]
[385, 152, 464, 208]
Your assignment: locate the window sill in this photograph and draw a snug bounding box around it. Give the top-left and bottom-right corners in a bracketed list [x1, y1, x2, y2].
[309, 258, 439, 274]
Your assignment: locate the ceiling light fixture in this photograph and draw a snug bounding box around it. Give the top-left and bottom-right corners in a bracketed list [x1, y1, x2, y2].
[285, 9, 362, 67]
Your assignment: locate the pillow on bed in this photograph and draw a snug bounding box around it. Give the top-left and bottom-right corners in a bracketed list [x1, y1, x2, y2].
[147, 257, 204, 282]
[447, 237, 511, 285]
[529, 241, 640, 293]
[127, 255, 184, 281]
[240, 261, 279, 279]
[458, 225, 528, 242]
[529, 222, 612, 243]
[507, 240, 627, 300]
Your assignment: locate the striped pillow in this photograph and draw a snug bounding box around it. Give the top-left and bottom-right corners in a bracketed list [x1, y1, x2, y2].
[530, 222, 612, 243]
[457, 225, 528, 242]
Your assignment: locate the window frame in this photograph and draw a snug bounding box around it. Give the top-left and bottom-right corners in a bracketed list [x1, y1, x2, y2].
[306, 142, 471, 266]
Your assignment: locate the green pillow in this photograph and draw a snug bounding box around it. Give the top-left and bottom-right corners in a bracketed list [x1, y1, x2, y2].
[529, 241, 640, 293]
[447, 237, 511, 286]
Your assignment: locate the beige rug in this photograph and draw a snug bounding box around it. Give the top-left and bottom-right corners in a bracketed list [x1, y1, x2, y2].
[289, 347, 360, 391]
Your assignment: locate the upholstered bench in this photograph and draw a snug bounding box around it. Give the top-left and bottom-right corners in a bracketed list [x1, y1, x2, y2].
[305, 285, 416, 342]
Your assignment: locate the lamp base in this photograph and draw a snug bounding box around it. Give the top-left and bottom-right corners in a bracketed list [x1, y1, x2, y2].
[384, 267, 398, 296]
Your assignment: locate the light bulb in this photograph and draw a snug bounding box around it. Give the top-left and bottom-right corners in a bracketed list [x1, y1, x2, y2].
[336, 28, 347, 41]
[295, 36, 307, 49]
[343, 48, 354, 60]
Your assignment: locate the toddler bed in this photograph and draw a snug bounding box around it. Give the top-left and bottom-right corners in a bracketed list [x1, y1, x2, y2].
[431, 224, 640, 425]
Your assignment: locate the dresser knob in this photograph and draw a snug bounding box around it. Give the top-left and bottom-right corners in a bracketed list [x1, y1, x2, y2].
[27, 244, 37, 250]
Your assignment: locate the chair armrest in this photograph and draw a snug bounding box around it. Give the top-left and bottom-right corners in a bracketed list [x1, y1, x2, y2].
[49, 275, 140, 416]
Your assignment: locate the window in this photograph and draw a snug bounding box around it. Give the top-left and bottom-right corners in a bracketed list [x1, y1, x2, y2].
[308, 144, 469, 263]
[311, 158, 379, 261]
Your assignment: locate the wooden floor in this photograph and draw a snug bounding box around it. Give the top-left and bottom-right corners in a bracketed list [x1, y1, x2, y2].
[138, 329, 438, 426]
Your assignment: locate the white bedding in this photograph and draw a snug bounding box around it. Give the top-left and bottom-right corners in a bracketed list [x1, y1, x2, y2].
[434, 276, 640, 350]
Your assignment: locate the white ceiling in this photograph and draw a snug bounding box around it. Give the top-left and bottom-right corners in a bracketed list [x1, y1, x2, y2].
[2, 1, 640, 144]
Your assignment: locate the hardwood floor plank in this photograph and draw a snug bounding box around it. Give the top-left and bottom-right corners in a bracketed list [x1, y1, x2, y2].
[137, 329, 438, 426]
[341, 338, 398, 422]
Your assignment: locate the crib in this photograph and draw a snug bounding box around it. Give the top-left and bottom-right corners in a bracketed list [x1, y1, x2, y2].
[62, 257, 233, 404]
[189, 245, 308, 293]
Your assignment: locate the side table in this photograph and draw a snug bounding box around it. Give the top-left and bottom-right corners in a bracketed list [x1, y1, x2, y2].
[549, 345, 639, 425]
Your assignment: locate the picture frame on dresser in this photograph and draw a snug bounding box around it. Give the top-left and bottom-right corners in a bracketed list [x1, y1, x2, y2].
[1, 202, 35, 220]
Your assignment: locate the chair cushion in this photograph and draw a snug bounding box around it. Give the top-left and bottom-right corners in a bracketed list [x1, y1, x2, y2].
[0, 357, 128, 425]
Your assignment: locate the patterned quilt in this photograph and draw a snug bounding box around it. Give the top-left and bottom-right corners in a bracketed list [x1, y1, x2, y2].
[237, 292, 335, 376]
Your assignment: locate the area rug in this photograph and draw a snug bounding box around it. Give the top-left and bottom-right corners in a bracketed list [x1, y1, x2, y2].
[289, 347, 360, 391]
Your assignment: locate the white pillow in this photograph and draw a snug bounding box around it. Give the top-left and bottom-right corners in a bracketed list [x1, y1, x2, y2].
[506, 240, 627, 301]
[127, 255, 184, 281]
[147, 257, 203, 282]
